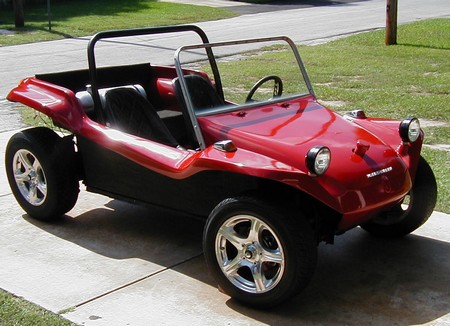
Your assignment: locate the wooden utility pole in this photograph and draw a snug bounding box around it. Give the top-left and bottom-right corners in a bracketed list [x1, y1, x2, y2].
[385, 0, 398, 45]
[13, 0, 25, 28]
[47, 0, 52, 31]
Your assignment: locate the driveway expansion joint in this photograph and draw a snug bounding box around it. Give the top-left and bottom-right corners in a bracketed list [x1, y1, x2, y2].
[69, 252, 203, 311]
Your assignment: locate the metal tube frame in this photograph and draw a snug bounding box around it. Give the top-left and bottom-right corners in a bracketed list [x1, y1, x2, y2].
[174, 36, 315, 150]
[87, 25, 220, 124]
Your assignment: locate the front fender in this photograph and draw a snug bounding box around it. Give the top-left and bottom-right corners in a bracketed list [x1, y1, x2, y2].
[352, 117, 423, 179]
[196, 146, 341, 213]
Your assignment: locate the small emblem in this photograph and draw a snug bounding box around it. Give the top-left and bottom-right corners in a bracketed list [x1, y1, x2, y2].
[366, 166, 393, 178]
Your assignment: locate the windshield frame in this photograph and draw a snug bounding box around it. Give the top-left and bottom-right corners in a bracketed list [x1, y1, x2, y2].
[174, 36, 315, 150]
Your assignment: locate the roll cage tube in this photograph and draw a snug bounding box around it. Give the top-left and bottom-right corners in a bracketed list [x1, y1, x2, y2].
[87, 25, 223, 124]
[174, 36, 316, 150]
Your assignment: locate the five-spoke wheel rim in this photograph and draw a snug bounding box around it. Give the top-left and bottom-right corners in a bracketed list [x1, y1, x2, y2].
[12, 149, 47, 206]
[215, 215, 285, 294]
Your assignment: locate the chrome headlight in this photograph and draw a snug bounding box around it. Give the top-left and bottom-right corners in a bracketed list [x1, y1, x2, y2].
[306, 146, 331, 176]
[399, 117, 420, 143]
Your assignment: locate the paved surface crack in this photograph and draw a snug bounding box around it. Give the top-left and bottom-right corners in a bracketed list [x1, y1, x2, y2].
[65, 252, 203, 313]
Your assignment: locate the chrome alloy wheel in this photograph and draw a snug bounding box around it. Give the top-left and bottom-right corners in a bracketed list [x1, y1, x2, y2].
[215, 214, 285, 294]
[12, 149, 47, 206]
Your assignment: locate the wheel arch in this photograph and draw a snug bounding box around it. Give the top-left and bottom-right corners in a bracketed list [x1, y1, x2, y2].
[239, 176, 342, 244]
[5, 127, 81, 220]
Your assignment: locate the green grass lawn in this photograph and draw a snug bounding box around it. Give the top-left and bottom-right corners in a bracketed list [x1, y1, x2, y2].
[0, 0, 236, 46]
[0, 290, 74, 325]
[301, 19, 449, 121]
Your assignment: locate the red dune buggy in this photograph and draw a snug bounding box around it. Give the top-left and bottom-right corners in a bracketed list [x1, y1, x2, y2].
[5, 25, 437, 308]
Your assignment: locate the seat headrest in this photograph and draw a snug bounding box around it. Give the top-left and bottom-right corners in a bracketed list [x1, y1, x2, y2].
[75, 84, 146, 111]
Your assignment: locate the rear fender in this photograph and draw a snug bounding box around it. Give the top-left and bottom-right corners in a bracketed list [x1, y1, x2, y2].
[7, 77, 85, 132]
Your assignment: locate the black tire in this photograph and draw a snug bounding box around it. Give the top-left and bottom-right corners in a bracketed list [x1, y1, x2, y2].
[361, 156, 437, 237]
[203, 197, 317, 308]
[5, 127, 80, 221]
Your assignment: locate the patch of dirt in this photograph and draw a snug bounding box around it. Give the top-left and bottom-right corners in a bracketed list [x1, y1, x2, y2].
[319, 100, 346, 108]
[420, 120, 450, 128]
[423, 144, 450, 152]
[0, 29, 14, 36]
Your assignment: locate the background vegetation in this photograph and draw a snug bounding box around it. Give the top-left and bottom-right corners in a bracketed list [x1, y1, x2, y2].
[0, 0, 236, 45]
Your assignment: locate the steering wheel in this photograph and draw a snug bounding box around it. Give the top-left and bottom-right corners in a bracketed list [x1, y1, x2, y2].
[246, 75, 283, 103]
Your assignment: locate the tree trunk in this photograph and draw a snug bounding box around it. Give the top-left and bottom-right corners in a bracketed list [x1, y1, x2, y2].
[13, 0, 25, 28]
[385, 0, 398, 45]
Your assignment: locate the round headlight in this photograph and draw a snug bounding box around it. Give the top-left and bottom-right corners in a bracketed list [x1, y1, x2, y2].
[306, 146, 331, 176]
[399, 117, 420, 143]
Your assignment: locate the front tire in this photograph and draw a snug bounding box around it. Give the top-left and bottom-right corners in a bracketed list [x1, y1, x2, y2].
[361, 156, 437, 237]
[203, 197, 317, 308]
[5, 127, 80, 221]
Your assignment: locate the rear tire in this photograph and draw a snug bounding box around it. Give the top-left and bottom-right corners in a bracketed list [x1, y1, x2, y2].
[203, 197, 317, 308]
[361, 156, 437, 237]
[5, 127, 79, 221]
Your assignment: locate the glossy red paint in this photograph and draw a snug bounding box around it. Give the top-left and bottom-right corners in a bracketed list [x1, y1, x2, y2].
[7, 74, 419, 231]
[7, 78, 84, 132]
[198, 95, 416, 229]
[352, 117, 424, 179]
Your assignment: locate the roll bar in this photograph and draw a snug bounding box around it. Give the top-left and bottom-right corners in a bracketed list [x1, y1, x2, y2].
[87, 25, 221, 123]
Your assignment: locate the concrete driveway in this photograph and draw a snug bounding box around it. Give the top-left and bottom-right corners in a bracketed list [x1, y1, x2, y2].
[1, 130, 449, 325]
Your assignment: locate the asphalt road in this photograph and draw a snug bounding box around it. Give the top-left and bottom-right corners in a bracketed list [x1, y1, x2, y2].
[1, 0, 450, 100]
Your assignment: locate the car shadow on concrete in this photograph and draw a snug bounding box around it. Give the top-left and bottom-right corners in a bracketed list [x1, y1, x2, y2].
[226, 231, 450, 324]
[25, 198, 450, 324]
[24, 198, 208, 275]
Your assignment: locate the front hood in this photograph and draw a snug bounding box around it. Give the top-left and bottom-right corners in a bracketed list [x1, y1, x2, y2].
[200, 97, 398, 171]
[199, 96, 411, 217]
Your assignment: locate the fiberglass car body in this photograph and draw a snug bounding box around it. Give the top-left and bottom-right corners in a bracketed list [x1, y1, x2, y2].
[5, 25, 437, 308]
